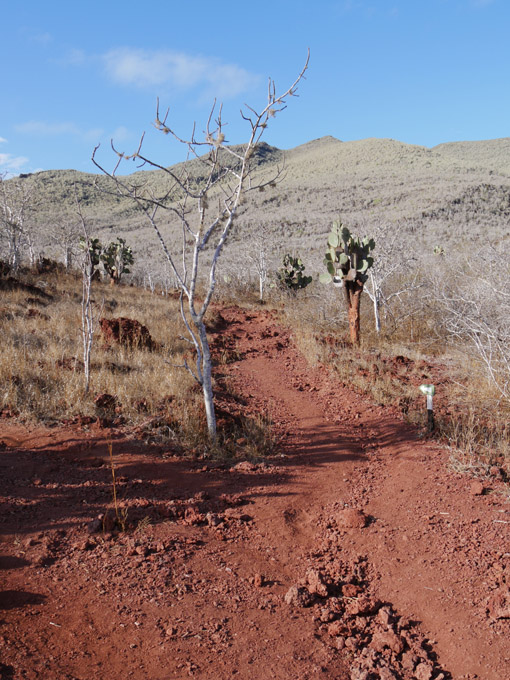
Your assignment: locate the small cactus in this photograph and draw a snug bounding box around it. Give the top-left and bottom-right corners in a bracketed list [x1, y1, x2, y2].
[278, 253, 312, 290]
[101, 238, 134, 285]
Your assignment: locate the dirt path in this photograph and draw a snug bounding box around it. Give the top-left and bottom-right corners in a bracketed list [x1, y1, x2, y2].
[1, 306, 509, 680]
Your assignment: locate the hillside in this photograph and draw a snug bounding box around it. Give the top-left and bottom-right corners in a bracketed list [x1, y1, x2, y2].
[8, 135, 510, 277]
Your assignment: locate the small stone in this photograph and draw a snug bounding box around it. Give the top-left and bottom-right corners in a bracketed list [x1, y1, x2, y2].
[305, 568, 329, 597]
[233, 460, 257, 472]
[487, 586, 510, 619]
[327, 620, 347, 637]
[253, 573, 264, 588]
[87, 518, 102, 534]
[370, 628, 404, 655]
[342, 583, 362, 598]
[344, 595, 381, 617]
[469, 480, 485, 496]
[284, 585, 314, 608]
[401, 651, 418, 671]
[414, 661, 434, 680]
[489, 466, 504, 479]
[378, 669, 398, 680]
[376, 606, 393, 626]
[334, 636, 345, 650]
[206, 512, 223, 527]
[337, 508, 368, 529]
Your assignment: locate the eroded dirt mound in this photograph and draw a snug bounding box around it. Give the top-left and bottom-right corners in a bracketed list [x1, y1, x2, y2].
[1, 305, 509, 679]
[99, 316, 155, 350]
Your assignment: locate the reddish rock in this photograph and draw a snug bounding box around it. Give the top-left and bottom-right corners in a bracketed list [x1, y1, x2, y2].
[489, 466, 504, 479]
[344, 595, 381, 617]
[94, 393, 118, 412]
[206, 512, 223, 527]
[487, 586, 510, 619]
[369, 628, 404, 655]
[184, 507, 205, 525]
[342, 583, 362, 598]
[327, 620, 348, 637]
[284, 585, 314, 608]
[100, 317, 155, 350]
[253, 573, 264, 588]
[233, 460, 257, 472]
[376, 606, 394, 626]
[469, 480, 485, 496]
[401, 651, 418, 671]
[414, 661, 434, 680]
[305, 568, 329, 597]
[337, 508, 368, 529]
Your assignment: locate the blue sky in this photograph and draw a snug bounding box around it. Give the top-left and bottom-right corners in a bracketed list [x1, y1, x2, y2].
[1, 0, 508, 175]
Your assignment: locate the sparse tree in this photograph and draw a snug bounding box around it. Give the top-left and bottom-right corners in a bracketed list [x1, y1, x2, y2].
[438, 248, 510, 403]
[92, 53, 309, 440]
[77, 196, 102, 395]
[247, 230, 269, 302]
[48, 214, 82, 270]
[362, 223, 421, 334]
[0, 174, 34, 271]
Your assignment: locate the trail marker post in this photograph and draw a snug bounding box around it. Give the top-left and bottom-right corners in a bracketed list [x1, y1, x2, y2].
[419, 384, 436, 433]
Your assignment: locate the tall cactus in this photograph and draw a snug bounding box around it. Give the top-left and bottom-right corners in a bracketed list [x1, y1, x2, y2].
[319, 220, 375, 345]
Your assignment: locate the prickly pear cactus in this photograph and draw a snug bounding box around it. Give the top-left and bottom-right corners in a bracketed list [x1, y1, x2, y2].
[278, 253, 312, 290]
[319, 221, 375, 287]
[79, 236, 103, 280]
[101, 238, 134, 284]
[319, 220, 375, 345]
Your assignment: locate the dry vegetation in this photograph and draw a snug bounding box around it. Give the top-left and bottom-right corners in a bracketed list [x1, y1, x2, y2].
[0, 270, 195, 426]
[1, 135, 510, 478]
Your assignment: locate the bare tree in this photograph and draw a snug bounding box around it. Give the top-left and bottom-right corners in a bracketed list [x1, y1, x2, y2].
[362, 223, 422, 334]
[48, 213, 82, 270]
[247, 223, 277, 302]
[76, 192, 102, 395]
[0, 174, 34, 271]
[92, 53, 309, 440]
[438, 248, 510, 403]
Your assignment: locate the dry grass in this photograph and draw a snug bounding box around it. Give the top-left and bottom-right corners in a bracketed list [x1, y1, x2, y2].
[2, 265, 509, 475]
[0, 269, 195, 425]
[0, 267, 279, 459]
[269, 282, 510, 476]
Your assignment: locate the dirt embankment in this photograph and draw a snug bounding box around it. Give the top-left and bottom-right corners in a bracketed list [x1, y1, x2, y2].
[1, 307, 509, 680]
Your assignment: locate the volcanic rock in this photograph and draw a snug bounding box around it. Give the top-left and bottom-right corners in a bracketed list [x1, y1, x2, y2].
[487, 585, 510, 619]
[284, 585, 314, 608]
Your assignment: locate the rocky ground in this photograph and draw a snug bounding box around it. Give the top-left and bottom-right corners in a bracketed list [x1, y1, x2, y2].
[1, 307, 509, 680]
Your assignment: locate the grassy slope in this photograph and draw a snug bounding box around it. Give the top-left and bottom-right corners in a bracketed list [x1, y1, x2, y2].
[10, 135, 510, 277]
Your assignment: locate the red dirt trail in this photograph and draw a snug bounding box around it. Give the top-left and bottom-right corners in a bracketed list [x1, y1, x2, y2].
[1, 306, 509, 680]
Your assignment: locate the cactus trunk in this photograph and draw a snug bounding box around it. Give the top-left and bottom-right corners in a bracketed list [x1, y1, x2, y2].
[345, 280, 363, 345]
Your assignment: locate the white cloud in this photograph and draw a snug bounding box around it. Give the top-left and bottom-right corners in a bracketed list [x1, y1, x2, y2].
[15, 121, 103, 141]
[0, 153, 29, 174]
[102, 48, 260, 99]
[0, 137, 7, 144]
[31, 31, 53, 46]
[111, 126, 131, 142]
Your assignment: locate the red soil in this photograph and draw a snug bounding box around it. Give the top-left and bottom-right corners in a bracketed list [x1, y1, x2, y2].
[1, 306, 509, 679]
